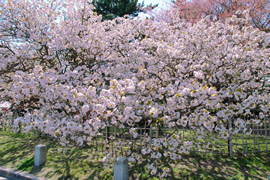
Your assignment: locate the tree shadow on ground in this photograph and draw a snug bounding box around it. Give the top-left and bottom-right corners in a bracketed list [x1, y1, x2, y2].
[40, 146, 108, 180]
[127, 152, 270, 180]
[1, 131, 270, 180]
[175, 153, 269, 180]
[0, 136, 40, 166]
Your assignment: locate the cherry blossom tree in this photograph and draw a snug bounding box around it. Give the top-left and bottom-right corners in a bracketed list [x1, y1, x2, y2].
[0, 0, 270, 178]
[147, 0, 270, 32]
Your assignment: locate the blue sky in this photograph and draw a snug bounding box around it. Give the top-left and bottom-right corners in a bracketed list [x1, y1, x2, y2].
[137, 0, 170, 19]
[138, 0, 167, 7]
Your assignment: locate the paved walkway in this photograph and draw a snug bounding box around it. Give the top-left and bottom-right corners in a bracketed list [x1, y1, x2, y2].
[0, 176, 9, 180]
[0, 167, 46, 180]
[0, 176, 10, 180]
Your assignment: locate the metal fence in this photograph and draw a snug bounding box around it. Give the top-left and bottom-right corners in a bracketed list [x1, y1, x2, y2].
[98, 115, 270, 158]
[0, 111, 269, 158]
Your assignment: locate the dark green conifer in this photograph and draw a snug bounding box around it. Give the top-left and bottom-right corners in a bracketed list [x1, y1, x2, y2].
[89, 0, 158, 21]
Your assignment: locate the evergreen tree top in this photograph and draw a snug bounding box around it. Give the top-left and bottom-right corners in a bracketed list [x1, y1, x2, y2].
[89, 0, 158, 21]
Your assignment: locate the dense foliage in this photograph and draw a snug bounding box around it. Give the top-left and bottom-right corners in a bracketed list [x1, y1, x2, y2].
[0, 0, 269, 177]
[148, 0, 270, 32]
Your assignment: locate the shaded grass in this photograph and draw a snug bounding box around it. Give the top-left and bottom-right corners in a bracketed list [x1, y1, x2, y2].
[0, 130, 270, 179]
[17, 157, 35, 171]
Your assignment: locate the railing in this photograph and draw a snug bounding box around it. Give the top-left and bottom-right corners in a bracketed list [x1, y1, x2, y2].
[0, 111, 269, 158]
[100, 115, 270, 158]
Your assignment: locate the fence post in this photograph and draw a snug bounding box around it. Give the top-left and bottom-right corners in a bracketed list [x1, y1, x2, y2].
[229, 119, 233, 158]
[34, 144, 47, 167]
[114, 157, 128, 180]
[229, 136, 233, 158]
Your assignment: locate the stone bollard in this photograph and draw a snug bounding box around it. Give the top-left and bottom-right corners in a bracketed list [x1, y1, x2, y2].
[34, 144, 47, 167]
[114, 157, 128, 180]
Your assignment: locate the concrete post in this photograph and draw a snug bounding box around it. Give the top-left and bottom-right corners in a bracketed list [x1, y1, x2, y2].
[34, 144, 47, 167]
[114, 157, 128, 180]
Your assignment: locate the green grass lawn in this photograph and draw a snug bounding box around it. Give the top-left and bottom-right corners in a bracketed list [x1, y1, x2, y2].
[0, 130, 270, 180]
